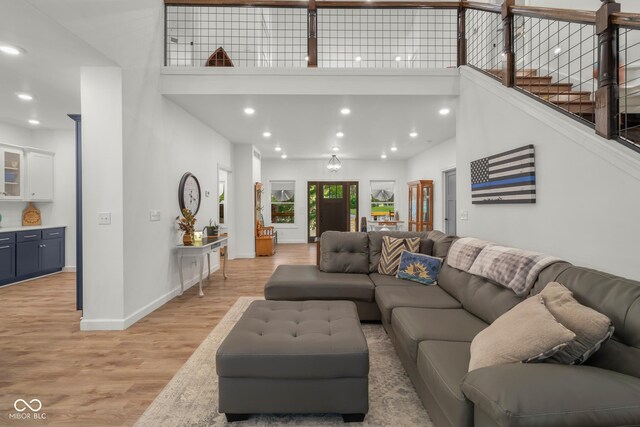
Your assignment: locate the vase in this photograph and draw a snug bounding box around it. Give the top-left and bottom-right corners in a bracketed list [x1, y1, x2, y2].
[183, 232, 194, 246]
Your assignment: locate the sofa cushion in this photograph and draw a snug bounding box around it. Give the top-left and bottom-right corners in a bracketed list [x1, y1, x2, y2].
[378, 236, 420, 276]
[368, 231, 430, 273]
[462, 364, 640, 427]
[369, 273, 418, 287]
[319, 231, 369, 274]
[469, 296, 576, 371]
[265, 265, 374, 302]
[417, 341, 474, 427]
[541, 282, 614, 365]
[392, 308, 488, 362]
[396, 251, 443, 286]
[432, 234, 457, 259]
[438, 263, 524, 324]
[375, 285, 462, 324]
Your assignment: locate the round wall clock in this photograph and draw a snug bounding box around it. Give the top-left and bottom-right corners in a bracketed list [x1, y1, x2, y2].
[178, 172, 201, 215]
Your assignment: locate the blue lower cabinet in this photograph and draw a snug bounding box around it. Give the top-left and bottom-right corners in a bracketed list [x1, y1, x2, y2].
[0, 243, 15, 282]
[17, 241, 40, 276]
[40, 238, 64, 271]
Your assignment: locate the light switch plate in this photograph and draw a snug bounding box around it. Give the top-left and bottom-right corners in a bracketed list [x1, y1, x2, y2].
[460, 210, 469, 221]
[98, 212, 111, 225]
[150, 210, 161, 222]
[204, 190, 211, 198]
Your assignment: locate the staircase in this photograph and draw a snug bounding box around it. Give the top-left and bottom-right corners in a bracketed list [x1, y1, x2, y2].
[487, 69, 595, 122]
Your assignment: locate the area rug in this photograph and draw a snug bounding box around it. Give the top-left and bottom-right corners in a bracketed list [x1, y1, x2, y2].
[135, 297, 432, 427]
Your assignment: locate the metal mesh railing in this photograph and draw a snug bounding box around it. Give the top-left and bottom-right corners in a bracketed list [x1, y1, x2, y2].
[618, 27, 640, 149]
[513, 15, 597, 124]
[466, 9, 504, 80]
[165, 6, 307, 67]
[317, 8, 457, 69]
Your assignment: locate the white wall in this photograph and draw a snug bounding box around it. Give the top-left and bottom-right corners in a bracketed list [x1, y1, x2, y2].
[407, 137, 457, 232]
[233, 144, 260, 258]
[0, 122, 76, 269]
[261, 158, 408, 243]
[457, 68, 640, 280]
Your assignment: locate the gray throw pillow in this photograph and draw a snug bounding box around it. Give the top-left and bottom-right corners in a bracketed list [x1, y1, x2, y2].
[540, 282, 614, 365]
[469, 296, 576, 372]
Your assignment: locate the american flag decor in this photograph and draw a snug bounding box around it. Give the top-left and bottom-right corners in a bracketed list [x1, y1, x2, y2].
[471, 145, 536, 204]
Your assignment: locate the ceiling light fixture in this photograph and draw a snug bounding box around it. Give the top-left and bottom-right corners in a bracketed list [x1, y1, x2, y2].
[395, 56, 402, 62]
[281, 154, 288, 159]
[28, 119, 40, 125]
[439, 108, 451, 116]
[355, 56, 362, 62]
[391, 146, 398, 152]
[327, 154, 342, 172]
[0, 45, 22, 55]
[275, 146, 282, 152]
[332, 145, 340, 152]
[263, 131, 271, 138]
[409, 131, 418, 138]
[244, 107, 255, 115]
[340, 108, 351, 115]
[554, 46, 562, 55]
[381, 153, 387, 159]
[336, 131, 344, 138]
[16, 93, 33, 101]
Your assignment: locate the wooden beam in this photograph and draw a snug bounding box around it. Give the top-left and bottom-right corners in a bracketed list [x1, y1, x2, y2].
[165, 0, 307, 7]
[463, 2, 501, 14]
[510, 6, 596, 24]
[457, 6, 467, 67]
[612, 12, 640, 29]
[308, 0, 317, 68]
[595, 0, 621, 140]
[501, 0, 515, 88]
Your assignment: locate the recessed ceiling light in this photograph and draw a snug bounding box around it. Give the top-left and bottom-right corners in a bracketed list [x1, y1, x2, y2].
[281, 154, 287, 159]
[0, 45, 22, 55]
[554, 47, 562, 55]
[28, 119, 40, 125]
[381, 153, 387, 159]
[390, 146, 398, 152]
[340, 108, 351, 115]
[16, 93, 33, 101]
[332, 146, 340, 152]
[409, 131, 418, 138]
[439, 108, 451, 116]
[275, 146, 282, 152]
[355, 56, 362, 62]
[262, 131, 271, 138]
[395, 56, 402, 62]
[336, 132, 344, 138]
[244, 107, 255, 115]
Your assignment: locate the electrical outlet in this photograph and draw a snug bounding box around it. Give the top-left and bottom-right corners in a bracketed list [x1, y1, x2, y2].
[204, 190, 211, 198]
[150, 210, 161, 222]
[98, 212, 111, 225]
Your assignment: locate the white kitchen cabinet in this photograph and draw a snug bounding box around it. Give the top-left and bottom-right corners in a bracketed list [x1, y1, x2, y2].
[0, 147, 25, 200]
[27, 152, 54, 201]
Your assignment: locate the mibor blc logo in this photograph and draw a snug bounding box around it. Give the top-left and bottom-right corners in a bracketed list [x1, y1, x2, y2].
[9, 398, 46, 420]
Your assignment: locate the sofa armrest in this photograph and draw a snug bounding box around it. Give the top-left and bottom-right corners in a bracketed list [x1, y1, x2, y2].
[461, 364, 640, 427]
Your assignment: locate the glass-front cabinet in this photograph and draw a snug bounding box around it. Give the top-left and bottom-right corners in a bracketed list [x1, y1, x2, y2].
[0, 147, 24, 200]
[407, 180, 434, 231]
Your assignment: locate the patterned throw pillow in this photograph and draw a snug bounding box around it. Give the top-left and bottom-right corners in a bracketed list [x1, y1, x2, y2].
[396, 251, 443, 285]
[378, 236, 420, 276]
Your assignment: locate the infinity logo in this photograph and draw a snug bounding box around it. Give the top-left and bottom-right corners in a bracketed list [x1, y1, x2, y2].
[14, 399, 42, 413]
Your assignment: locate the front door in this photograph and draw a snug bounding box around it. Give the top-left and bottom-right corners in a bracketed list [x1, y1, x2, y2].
[444, 169, 457, 235]
[308, 182, 358, 242]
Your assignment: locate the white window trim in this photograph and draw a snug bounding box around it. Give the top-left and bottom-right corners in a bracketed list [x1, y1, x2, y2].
[269, 180, 296, 225]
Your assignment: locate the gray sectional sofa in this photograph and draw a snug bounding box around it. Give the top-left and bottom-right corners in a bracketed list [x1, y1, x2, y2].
[264, 231, 640, 427]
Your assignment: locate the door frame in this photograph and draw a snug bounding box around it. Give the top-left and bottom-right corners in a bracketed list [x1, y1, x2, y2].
[307, 181, 359, 243]
[442, 166, 457, 234]
[68, 114, 82, 312]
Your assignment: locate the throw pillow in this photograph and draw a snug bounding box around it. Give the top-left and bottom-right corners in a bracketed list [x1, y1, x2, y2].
[378, 236, 420, 276]
[540, 282, 614, 365]
[469, 296, 576, 371]
[419, 238, 434, 256]
[396, 251, 443, 285]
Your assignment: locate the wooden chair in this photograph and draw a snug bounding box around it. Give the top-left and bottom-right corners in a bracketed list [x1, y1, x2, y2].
[256, 219, 276, 256]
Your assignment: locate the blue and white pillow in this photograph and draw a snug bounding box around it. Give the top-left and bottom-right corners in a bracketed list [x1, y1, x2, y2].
[396, 251, 443, 285]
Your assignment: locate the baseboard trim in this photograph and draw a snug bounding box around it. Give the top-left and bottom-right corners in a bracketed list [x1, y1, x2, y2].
[81, 265, 220, 331]
[63, 266, 76, 273]
[277, 239, 307, 244]
[235, 252, 255, 259]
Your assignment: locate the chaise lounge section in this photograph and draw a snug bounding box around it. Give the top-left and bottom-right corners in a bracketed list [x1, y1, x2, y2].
[264, 231, 640, 427]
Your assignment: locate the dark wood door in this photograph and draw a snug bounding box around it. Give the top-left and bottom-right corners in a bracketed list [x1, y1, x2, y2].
[318, 183, 349, 236]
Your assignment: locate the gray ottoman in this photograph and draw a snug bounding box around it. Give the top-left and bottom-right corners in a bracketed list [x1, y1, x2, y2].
[216, 300, 369, 422]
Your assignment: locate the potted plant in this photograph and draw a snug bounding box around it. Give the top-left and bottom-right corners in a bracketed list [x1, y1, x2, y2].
[205, 219, 219, 238]
[177, 208, 196, 246]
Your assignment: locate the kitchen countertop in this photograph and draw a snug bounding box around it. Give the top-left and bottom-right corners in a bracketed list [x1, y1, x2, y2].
[0, 225, 67, 233]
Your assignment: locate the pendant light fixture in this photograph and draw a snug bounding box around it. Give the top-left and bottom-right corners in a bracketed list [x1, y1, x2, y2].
[327, 154, 342, 172]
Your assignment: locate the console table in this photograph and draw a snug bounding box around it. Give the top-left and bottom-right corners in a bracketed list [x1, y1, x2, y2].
[176, 236, 228, 297]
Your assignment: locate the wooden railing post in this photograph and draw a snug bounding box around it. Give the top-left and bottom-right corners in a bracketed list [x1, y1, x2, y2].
[501, 0, 515, 87]
[308, 0, 318, 68]
[457, 6, 467, 67]
[595, 0, 620, 139]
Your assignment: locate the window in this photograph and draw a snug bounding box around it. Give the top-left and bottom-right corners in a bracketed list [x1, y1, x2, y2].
[370, 181, 395, 220]
[271, 181, 295, 224]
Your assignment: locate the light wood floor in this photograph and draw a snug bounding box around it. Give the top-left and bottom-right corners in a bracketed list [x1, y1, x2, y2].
[0, 243, 316, 427]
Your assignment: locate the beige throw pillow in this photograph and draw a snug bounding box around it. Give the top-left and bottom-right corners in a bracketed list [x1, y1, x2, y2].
[378, 236, 420, 276]
[540, 282, 614, 365]
[469, 296, 576, 372]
